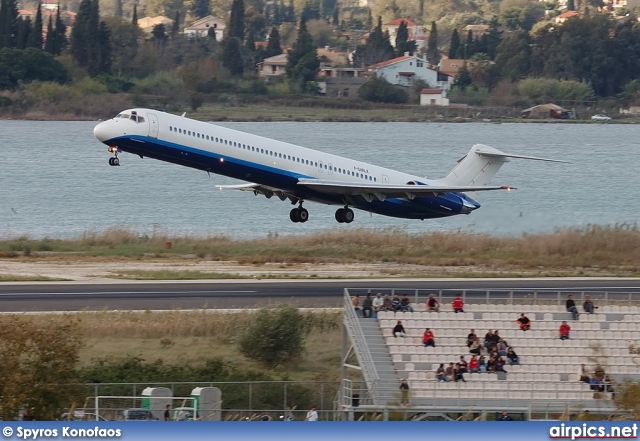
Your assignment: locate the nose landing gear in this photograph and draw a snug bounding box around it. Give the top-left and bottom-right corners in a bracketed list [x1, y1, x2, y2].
[108, 147, 120, 166]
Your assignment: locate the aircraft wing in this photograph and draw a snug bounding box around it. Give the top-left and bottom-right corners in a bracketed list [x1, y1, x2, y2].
[216, 183, 297, 202]
[297, 179, 512, 201]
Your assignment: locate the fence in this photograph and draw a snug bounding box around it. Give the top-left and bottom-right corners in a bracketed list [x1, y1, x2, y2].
[79, 381, 340, 421]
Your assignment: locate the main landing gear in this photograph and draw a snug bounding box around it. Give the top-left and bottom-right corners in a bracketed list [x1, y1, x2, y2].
[108, 146, 120, 166]
[289, 206, 309, 223]
[335, 207, 354, 223]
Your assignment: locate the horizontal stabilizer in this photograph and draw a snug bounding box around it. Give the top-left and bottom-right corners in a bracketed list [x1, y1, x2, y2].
[476, 149, 569, 163]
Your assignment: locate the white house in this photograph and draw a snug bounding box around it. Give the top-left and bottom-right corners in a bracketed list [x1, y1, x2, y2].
[184, 15, 226, 41]
[368, 55, 452, 89]
[420, 88, 449, 106]
[258, 53, 288, 78]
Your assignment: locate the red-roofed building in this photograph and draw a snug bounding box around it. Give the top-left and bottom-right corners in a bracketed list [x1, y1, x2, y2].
[420, 88, 449, 106]
[368, 55, 452, 89]
[383, 18, 426, 49]
[556, 10, 580, 24]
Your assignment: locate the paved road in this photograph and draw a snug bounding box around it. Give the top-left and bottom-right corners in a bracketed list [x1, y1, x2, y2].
[0, 279, 639, 312]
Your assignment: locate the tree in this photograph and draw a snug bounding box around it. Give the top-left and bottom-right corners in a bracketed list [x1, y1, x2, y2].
[193, 0, 209, 19]
[53, 5, 66, 55]
[44, 15, 54, 53]
[358, 75, 409, 103]
[115, 0, 123, 17]
[486, 17, 502, 60]
[0, 315, 83, 421]
[70, 0, 112, 76]
[227, 0, 245, 40]
[0, 0, 19, 49]
[27, 1, 43, 49]
[15, 16, 31, 49]
[223, 36, 245, 75]
[286, 16, 319, 89]
[453, 63, 472, 89]
[131, 3, 137, 26]
[449, 28, 460, 59]
[426, 21, 440, 66]
[265, 26, 282, 57]
[493, 30, 531, 81]
[353, 16, 394, 67]
[172, 10, 180, 36]
[237, 305, 306, 368]
[395, 20, 409, 56]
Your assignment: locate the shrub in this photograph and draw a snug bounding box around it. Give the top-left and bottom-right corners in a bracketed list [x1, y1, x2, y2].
[358, 76, 409, 104]
[237, 305, 306, 368]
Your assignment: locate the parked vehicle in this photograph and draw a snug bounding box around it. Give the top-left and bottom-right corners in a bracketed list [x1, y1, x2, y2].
[122, 408, 155, 421]
[591, 114, 612, 121]
[171, 407, 200, 421]
[60, 411, 108, 421]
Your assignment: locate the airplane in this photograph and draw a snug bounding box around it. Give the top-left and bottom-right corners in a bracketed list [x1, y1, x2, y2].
[93, 108, 566, 224]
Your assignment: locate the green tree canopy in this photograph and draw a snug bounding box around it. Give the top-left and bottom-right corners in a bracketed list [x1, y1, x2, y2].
[286, 16, 319, 89]
[0, 47, 69, 89]
[237, 305, 306, 368]
[353, 16, 394, 67]
[358, 75, 409, 103]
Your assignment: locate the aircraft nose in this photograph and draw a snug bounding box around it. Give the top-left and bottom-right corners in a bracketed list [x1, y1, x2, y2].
[93, 121, 111, 142]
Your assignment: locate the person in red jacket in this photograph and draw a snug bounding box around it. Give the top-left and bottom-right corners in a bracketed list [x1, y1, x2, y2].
[559, 321, 571, 340]
[422, 328, 435, 347]
[516, 313, 531, 331]
[468, 354, 480, 373]
[452, 296, 464, 313]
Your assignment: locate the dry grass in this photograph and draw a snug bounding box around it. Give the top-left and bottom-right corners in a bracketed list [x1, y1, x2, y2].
[2, 225, 640, 276]
[9, 310, 344, 380]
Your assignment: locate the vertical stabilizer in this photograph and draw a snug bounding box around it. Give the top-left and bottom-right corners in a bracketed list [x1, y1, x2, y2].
[441, 144, 510, 186]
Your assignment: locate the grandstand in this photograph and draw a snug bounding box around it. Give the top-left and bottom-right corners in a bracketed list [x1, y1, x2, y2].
[338, 288, 639, 420]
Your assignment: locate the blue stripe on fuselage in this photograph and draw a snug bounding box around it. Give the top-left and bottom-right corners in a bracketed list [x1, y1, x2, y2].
[104, 135, 472, 220]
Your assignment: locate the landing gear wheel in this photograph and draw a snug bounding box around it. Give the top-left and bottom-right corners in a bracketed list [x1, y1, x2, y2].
[335, 208, 354, 223]
[343, 208, 354, 223]
[289, 208, 300, 223]
[108, 157, 120, 166]
[108, 158, 114, 166]
[298, 208, 309, 223]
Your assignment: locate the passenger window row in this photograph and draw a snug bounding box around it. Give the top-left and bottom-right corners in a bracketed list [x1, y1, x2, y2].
[168, 125, 377, 182]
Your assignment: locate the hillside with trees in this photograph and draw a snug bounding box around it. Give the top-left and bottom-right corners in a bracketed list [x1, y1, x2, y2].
[2, 0, 640, 116]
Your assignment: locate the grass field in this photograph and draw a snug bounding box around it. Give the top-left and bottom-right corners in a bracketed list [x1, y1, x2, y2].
[1, 225, 639, 278]
[15, 309, 344, 380]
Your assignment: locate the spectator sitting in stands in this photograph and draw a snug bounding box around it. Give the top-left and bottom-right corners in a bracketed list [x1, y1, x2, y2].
[594, 364, 605, 380]
[454, 363, 467, 382]
[603, 375, 616, 399]
[467, 329, 477, 347]
[392, 320, 406, 338]
[469, 337, 482, 355]
[589, 375, 604, 392]
[494, 356, 507, 373]
[382, 294, 393, 311]
[391, 294, 402, 312]
[445, 362, 455, 381]
[362, 293, 373, 318]
[478, 356, 487, 373]
[498, 411, 513, 421]
[506, 347, 520, 366]
[486, 356, 496, 373]
[497, 339, 508, 356]
[484, 330, 494, 350]
[452, 296, 464, 313]
[400, 295, 414, 312]
[578, 364, 590, 383]
[566, 294, 579, 320]
[469, 355, 480, 373]
[459, 356, 468, 373]
[492, 330, 503, 346]
[422, 328, 435, 347]
[516, 313, 531, 331]
[426, 294, 440, 312]
[488, 345, 499, 359]
[583, 295, 598, 314]
[399, 379, 410, 406]
[352, 295, 362, 317]
[372, 293, 384, 313]
[436, 363, 449, 382]
[559, 321, 571, 340]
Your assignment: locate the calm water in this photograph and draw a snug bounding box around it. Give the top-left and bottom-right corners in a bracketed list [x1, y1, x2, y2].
[1, 119, 638, 239]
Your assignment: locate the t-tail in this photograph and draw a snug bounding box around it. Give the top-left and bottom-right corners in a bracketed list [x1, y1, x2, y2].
[441, 144, 567, 187]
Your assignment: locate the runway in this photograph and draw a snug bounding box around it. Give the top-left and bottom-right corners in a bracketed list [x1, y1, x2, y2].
[0, 279, 639, 312]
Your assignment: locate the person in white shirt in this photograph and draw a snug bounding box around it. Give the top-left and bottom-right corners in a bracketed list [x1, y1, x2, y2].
[305, 406, 319, 421]
[372, 293, 384, 313]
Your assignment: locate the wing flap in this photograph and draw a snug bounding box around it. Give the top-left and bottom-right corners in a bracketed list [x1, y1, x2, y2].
[216, 183, 294, 202]
[297, 179, 512, 200]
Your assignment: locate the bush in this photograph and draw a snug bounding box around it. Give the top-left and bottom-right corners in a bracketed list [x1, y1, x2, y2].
[237, 305, 306, 368]
[358, 76, 409, 104]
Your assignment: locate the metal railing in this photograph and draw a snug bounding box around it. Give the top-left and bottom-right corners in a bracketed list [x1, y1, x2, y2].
[345, 288, 640, 309]
[342, 289, 382, 404]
